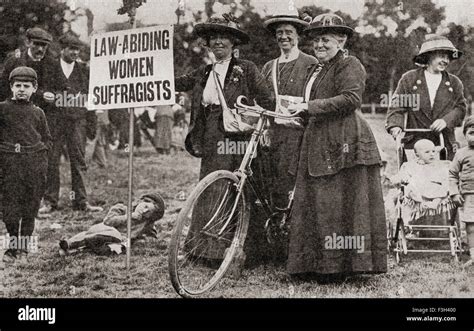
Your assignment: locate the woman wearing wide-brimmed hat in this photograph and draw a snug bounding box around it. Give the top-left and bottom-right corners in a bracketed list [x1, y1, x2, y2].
[286, 14, 387, 280]
[386, 35, 467, 160]
[258, 8, 317, 264]
[174, 14, 273, 264]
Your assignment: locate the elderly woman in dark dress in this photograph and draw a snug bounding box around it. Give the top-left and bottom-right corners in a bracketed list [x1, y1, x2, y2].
[287, 14, 387, 281]
[175, 14, 273, 264]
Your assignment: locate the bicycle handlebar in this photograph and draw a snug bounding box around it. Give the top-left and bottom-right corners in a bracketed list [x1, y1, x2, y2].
[234, 95, 305, 120]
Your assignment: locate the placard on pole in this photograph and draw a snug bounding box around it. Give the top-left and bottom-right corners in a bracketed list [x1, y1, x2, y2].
[88, 24, 175, 270]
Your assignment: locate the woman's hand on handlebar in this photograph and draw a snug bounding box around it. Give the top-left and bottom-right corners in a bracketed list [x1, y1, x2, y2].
[287, 102, 308, 114]
[430, 119, 447, 133]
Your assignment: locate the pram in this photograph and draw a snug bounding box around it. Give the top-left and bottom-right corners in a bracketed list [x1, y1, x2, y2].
[388, 118, 463, 264]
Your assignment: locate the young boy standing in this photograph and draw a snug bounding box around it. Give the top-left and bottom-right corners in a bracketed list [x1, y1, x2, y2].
[449, 116, 474, 268]
[0, 66, 52, 263]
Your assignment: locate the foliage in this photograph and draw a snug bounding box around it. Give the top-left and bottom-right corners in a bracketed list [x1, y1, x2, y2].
[117, 0, 147, 16]
[172, 0, 473, 103]
[117, 0, 147, 24]
[0, 0, 73, 62]
[355, 0, 446, 102]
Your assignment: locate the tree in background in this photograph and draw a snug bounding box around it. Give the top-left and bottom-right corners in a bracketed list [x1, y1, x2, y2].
[172, 0, 278, 75]
[445, 23, 474, 105]
[172, 0, 473, 105]
[355, 0, 446, 102]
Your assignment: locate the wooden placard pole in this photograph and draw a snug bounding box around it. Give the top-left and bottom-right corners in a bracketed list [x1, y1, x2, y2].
[126, 8, 137, 272]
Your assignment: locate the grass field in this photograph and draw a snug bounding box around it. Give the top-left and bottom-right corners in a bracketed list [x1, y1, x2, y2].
[0, 115, 473, 298]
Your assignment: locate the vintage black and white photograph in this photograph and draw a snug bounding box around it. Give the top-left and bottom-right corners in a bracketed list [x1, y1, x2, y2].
[0, 0, 474, 314]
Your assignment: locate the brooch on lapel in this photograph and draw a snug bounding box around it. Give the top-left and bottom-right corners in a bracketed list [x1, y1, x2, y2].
[229, 65, 244, 83]
[445, 81, 453, 92]
[413, 79, 421, 90]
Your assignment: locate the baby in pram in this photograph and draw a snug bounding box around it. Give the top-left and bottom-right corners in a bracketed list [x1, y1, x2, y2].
[390, 139, 454, 225]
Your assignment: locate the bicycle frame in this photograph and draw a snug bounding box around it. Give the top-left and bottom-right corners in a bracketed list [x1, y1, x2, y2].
[212, 96, 303, 235]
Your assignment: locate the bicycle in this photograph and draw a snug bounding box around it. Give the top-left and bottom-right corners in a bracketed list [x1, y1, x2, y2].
[168, 96, 304, 298]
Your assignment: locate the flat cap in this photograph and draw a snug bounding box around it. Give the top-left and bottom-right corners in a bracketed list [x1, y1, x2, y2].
[26, 27, 53, 44]
[59, 34, 83, 48]
[9, 66, 38, 82]
[140, 192, 166, 220]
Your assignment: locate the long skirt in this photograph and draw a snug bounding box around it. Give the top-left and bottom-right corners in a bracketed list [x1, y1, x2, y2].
[268, 124, 304, 208]
[287, 164, 387, 275]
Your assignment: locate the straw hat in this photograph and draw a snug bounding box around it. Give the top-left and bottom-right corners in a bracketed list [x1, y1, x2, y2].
[414, 35, 462, 65]
[194, 13, 249, 45]
[263, 7, 311, 33]
[303, 13, 354, 38]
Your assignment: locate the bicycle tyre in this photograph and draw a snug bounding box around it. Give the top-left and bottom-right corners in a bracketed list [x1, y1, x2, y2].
[168, 170, 250, 298]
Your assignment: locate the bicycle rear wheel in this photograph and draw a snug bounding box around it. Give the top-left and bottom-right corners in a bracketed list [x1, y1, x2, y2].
[168, 170, 249, 298]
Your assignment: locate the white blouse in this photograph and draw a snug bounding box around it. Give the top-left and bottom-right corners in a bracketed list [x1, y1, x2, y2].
[424, 70, 442, 108]
[202, 58, 231, 106]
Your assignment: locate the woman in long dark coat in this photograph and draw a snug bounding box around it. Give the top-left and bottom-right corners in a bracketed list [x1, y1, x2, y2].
[175, 14, 273, 264]
[287, 14, 387, 280]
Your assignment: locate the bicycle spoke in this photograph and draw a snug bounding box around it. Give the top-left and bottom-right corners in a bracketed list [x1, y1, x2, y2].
[169, 172, 249, 297]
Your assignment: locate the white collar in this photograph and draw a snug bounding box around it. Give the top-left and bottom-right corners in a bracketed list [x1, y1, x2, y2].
[279, 48, 300, 63]
[214, 57, 232, 66]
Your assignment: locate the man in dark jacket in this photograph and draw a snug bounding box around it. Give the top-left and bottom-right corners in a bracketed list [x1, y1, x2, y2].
[39, 34, 101, 214]
[0, 27, 56, 106]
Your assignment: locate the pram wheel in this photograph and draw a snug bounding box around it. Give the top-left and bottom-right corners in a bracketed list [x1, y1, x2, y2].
[449, 226, 462, 262]
[395, 250, 401, 264]
[394, 238, 405, 264]
[399, 227, 408, 254]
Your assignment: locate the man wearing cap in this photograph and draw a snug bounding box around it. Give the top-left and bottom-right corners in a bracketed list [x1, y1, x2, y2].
[386, 35, 467, 160]
[0, 27, 56, 106]
[260, 11, 317, 259]
[39, 34, 101, 214]
[0, 66, 52, 263]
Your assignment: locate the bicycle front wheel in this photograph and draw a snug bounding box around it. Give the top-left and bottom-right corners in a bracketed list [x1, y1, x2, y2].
[168, 170, 250, 298]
